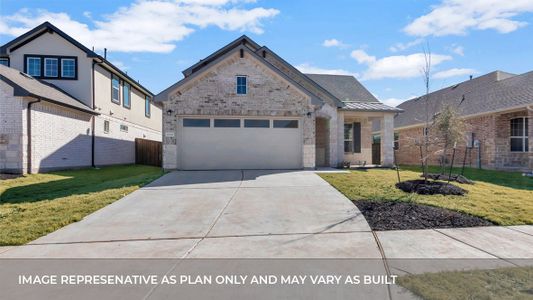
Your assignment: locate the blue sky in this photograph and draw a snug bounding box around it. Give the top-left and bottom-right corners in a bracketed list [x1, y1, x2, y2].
[1, 0, 533, 106]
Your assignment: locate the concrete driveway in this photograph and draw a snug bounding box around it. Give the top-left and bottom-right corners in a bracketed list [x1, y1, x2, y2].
[2, 170, 380, 258]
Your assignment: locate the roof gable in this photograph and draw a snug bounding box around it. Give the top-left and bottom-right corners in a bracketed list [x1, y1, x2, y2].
[305, 74, 378, 103]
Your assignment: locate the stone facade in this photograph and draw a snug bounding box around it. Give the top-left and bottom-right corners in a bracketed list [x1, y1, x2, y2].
[162, 51, 318, 169]
[0, 82, 25, 173]
[395, 108, 533, 171]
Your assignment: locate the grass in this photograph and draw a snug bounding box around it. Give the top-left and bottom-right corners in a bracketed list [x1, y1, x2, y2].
[319, 167, 533, 225]
[401, 165, 533, 190]
[398, 266, 533, 300]
[0, 165, 163, 246]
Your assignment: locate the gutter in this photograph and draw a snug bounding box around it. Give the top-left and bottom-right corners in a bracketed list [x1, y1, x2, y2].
[26, 98, 41, 174]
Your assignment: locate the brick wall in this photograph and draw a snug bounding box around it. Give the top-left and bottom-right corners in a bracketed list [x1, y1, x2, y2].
[0, 82, 24, 173]
[162, 51, 317, 169]
[395, 109, 532, 171]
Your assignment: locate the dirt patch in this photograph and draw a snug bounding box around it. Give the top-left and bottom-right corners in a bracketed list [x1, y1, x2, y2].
[396, 179, 467, 195]
[354, 200, 494, 230]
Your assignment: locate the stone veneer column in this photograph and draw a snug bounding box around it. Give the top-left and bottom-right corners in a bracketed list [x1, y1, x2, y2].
[302, 115, 316, 169]
[337, 111, 345, 167]
[381, 113, 394, 166]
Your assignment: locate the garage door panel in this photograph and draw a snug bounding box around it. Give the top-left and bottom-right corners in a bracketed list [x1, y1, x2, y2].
[180, 121, 302, 170]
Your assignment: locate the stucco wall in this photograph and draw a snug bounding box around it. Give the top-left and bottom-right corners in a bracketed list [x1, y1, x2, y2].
[94, 64, 162, 132]
[8, 31, 93, 107]
[162, 51, 316, 169]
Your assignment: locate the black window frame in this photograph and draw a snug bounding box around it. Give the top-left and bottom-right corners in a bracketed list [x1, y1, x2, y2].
[111, 74, 120, 104]
[103, 120, 110, 133]
[120, 124, 129, 132]
[510, 117, 529, 152]
[23, 54, 78, 80]
[122, 82, 131, 109]
[183, 118, 210, 127]
[273, 119, 298, 129]
[0, 58, 9, 67]
[344, 122, 361, 153]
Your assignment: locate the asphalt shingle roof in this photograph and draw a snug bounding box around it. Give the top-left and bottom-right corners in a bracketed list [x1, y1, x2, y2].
[305, 73, 378, 103]
[394, 71, 533, 128]
[0, 65, 96, 114]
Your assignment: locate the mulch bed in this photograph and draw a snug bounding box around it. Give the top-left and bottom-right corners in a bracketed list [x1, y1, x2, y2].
[422, 173, 474, 184]
[354, 200, 494, 230]
[396, 179, 467, 195]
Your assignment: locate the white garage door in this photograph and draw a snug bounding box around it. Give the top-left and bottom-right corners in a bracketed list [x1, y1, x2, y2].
[180, 117, 302, 170]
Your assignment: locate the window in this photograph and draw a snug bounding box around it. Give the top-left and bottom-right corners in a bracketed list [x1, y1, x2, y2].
[104, 120, 110, 133]
[26, 57, 41, 76]
[123, 83, 131, 108]
[236, 76, 247, 95]
[111, 75, 120, 104]
[214, 119, 240, 128]
[510, 117, 529, 152]
[244, 119, 269, 128]
[422, 127, 429, 136]
[145, 96, 151, 117]
[394, 133, 400, 150]
[344, 123, 361, 153]
[44, 58, 58, 77]
[273, 120, 298, 128]
[183, 118, 210, 127]
[0, 58, 9, 66]
[120, 124, 128, 132]
[61, 58, 76, 78]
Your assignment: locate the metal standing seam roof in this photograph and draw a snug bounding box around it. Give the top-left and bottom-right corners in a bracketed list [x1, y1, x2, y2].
[341, 101, 403, 112]
[394, 70, 533, 128]
[0, 65, 97, 114]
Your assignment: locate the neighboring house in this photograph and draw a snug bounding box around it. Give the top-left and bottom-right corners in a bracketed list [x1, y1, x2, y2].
[155, 36, 401, 170]
[0, 22, 162, 174]
[394, 71, 533, 171]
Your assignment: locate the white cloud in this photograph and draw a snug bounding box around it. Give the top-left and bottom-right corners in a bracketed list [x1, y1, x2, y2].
[450, 45, 464, 56]
[295, 63, 358, 77]
[0, 0, 279, 53]
[404, 0, 533, 37]
[350, 49, 452, 80]
[322, 38, 348, 48]
[382, 97, 408, 107]
[389, 38, 423, 52]
[433, 68, 477, 79]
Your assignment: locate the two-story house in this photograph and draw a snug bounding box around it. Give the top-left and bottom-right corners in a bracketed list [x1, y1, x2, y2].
[0, 22, 162, 174]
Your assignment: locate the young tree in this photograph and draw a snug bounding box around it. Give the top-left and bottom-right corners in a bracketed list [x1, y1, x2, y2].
[433, 104, 466, 174]
[420, 45, 432, 182]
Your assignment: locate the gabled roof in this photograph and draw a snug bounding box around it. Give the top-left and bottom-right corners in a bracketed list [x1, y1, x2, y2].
[0, 65, 97, 114]
[305, 74, 378, 103]
[155, 44, 323, 106]
[394, 70, 533, 128]
[0, 21, 153, 96]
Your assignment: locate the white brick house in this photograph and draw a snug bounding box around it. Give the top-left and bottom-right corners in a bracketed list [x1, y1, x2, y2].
[0, 22, 162, 174]
[156, 36, 401, 170]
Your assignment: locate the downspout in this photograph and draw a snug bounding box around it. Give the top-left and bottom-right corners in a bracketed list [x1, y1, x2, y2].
[27, 98, 41, 174]
[91, 60, 96, 168]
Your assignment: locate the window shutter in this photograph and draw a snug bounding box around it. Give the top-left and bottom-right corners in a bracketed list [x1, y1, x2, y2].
[353, 122, 361, 153]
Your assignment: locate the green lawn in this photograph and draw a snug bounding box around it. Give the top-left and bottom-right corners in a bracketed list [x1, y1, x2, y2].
[401, 165, 533, 190]
[398, 266, 533, 300]
[0, 165, 163, 246]
[319, 167, 533, 225]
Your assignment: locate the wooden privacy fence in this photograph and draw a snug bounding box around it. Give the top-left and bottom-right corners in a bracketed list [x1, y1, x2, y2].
[135, 138, 162, 167]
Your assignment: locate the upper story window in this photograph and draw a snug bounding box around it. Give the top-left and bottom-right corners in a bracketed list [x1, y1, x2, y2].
[44, 58, 58, 77]
[61, 58, 76, 78]
[26, 57, 41, 77]
[236, 76, 247, 95]
[510, 117, 529, 152]
[0, 58, 9, 67]
[123, 82, 131, 109]
[111, 75, 120, 104]
[24, 55, 77, 79]
[145, 95, 151, 118]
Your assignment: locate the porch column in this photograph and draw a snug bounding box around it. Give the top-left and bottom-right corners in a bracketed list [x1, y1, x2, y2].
[381, 113, 394, 166]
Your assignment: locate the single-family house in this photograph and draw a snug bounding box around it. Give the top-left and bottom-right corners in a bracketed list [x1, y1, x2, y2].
[0, 22, 162, 174]
[155, 36, 401, 170]
[394, 71, 533, 171]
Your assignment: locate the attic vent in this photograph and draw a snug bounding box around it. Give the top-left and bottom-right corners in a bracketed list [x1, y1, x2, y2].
[262, 50, 266, 58]
[240, 49, 244, 58]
